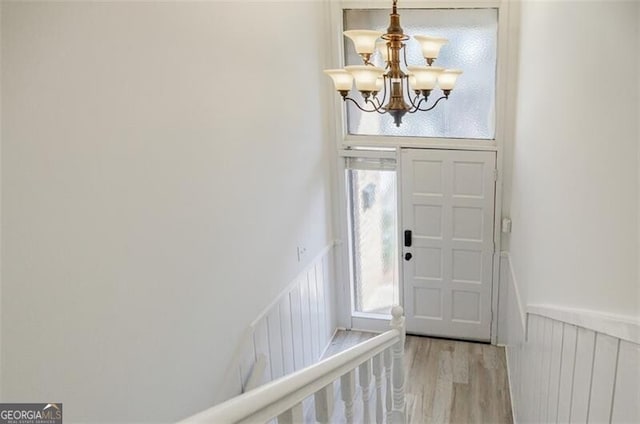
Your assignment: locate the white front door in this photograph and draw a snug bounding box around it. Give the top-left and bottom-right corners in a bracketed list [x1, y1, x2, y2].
[401, 148, 496, 341]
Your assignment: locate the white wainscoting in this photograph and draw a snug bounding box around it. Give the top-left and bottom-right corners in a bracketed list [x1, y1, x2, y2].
[500, 253, 640, 423]
[215, 244, 339, 404]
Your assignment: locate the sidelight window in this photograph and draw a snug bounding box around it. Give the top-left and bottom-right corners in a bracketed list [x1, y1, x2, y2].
[346, 157, 399, 315]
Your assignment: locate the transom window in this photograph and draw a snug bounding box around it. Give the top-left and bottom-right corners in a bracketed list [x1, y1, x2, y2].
[344, 8, 498, 139]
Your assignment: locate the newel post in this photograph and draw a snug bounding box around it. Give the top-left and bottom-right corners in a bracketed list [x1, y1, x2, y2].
[390, 305, 406, 424]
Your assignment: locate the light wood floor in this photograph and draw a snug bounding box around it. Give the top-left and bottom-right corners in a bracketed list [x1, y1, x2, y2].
[320, 330, 513, 424]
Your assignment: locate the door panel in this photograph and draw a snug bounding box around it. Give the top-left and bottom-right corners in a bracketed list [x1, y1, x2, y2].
[401, 149, 496, 341]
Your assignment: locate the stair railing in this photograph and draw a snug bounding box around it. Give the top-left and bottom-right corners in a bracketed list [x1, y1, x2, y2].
[180, 306, 406, 424]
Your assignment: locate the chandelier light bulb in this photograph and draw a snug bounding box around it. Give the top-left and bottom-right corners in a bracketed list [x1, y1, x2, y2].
[345, 65, 386, 92]
[413, 35, 448, 63]
[324, 69, 354, 92]
[438, 69, 463, 91]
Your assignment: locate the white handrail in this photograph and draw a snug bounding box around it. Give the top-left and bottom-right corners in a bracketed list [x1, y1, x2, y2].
[181, 306, 406, 424]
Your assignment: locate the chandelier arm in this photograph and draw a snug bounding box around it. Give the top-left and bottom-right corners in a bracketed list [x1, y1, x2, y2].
[408, 97, 427, 113]
[371, 95, 383, 109]
[344, 97, 383, 113]
[377, 75, 391, 108]
[407, 94, 420, 109]
[401, 44, 410, 68]
[368, 94, 388, 113]
[409, 95, 448, 113]
[403, 76, 421, 109]
[409, 94, 422, 109]
[365, 97, 388, 114]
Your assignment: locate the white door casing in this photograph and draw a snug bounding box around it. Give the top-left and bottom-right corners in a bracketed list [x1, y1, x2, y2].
[401, 149, 496, 341]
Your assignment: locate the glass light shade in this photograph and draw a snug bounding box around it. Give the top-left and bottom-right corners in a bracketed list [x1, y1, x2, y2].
[376, 40, 389, 63]
[413, 35, 448, 60]
[324, 69, 354, 91]
[438, 69, 463, 90]
[344, 30, 384, 54]
[407, 66, 444, 90]
[375, 77, 384, 92]
[409, 75, 417, 90]
[346, 66, 386, 91]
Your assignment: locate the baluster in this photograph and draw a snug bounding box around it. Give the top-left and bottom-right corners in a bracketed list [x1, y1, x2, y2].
[383, 348, 393, 423]
[340, 370, 356, 424]
[373, 353, 384, 424]
[390, 305, 406, 424]
[277, 402, 303, 424]
[359, 358, 372, 424]
[314, 383, 334, 423]
[384, 347, 392, 423]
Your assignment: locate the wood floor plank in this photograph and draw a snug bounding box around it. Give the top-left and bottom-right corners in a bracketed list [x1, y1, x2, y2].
[430, 349, 454, 424]
[406, 336, 431, 394]
[452, 341, 469, 384]
[319, 331, 513, 424]
[419, 339, 441, 419]
[468, 348, 483, 422]
[450, 383, 471, 424]
[496, 348, 514, 424]
[482, 343, 499, 370]
[406, 393, 422, 424]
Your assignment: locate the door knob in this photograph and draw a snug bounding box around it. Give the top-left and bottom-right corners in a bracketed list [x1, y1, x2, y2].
[405, 252, 412, 261]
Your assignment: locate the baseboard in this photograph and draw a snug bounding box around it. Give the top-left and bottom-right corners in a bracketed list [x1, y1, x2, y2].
[504, 347, 518, 424]
[319, 327, 340, 359]
[501, 252, 526, 337]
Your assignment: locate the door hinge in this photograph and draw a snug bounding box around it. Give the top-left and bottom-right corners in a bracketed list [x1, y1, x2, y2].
[493, 169, 498, 181]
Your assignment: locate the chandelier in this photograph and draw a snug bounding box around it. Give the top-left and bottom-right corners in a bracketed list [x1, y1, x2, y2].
[324, 0, 462, 127]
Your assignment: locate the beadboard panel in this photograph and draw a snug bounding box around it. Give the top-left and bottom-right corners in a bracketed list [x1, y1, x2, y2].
[214, 245, 338, 404]
[611, 341, 640, 423]
[501, 253, 640, 423]
[500, 253, 526, 421]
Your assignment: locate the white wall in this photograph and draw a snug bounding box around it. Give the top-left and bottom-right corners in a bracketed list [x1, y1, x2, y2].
[507, 0, 640, 318]
[1, 1, 334, 422]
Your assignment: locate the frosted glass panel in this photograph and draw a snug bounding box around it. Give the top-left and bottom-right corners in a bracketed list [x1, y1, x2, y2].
[348, 168, 399, 315]
[344, 8, 497, 139]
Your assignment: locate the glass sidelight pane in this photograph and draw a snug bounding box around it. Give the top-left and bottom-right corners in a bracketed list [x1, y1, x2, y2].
[348, 166, 399, 315]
